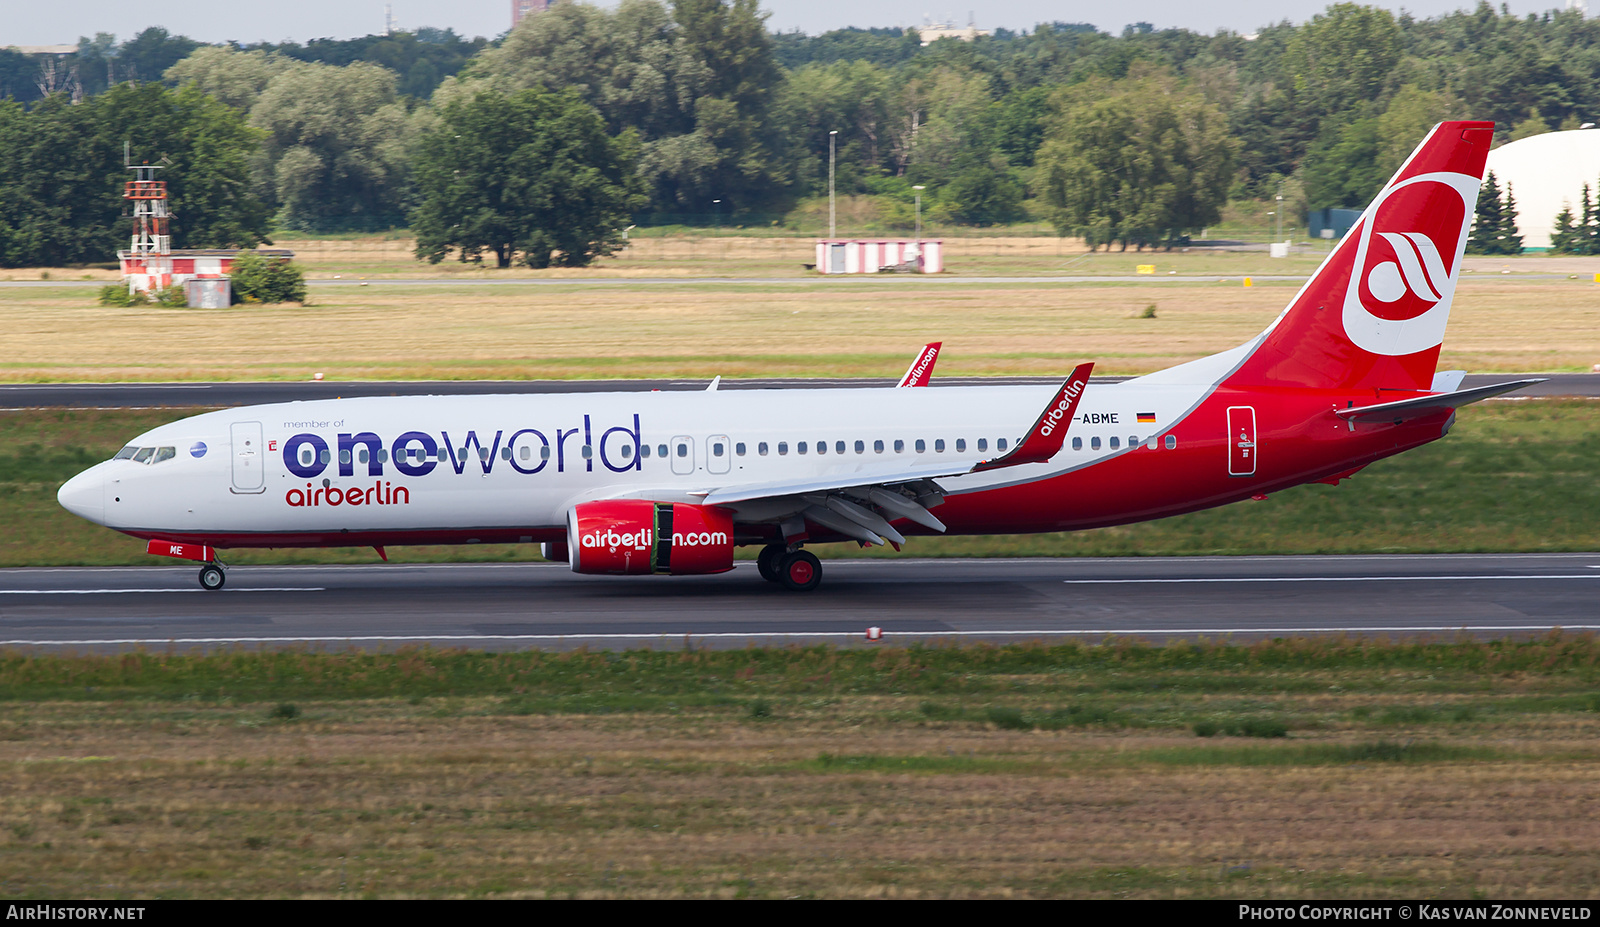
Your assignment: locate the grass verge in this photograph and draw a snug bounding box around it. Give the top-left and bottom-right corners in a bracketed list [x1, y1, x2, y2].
[2, 636, 1600, 898]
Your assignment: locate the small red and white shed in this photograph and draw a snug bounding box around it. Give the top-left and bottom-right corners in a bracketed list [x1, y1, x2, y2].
[815, 239, 943, 274]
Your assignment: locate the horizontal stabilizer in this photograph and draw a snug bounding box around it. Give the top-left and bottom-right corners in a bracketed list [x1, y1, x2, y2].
[1336, 378, 1545, 423]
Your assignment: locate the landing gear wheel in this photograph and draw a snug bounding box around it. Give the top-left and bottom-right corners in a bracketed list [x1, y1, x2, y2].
[198, 564, 225, 591]
[778, 550, 822, 592]
[757, 544, 786, 583]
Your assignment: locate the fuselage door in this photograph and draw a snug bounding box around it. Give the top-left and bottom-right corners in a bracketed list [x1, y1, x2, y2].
[670, 434, 695, 476]
[231, 421, 266, 492]
[706, 435, 731, 474]
[1227, 406, 1257, 477]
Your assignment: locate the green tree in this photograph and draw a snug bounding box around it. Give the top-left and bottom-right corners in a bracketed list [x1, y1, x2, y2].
[1550, 185, 1598, 256]
[411, 89, 646, 268]
[229, 251, 307, 303]
[1467, 171, 1521, 255]
[460, 0, 790, 218]
[1034, 72, 1236, 250]
[942, 164, 1025, 226]
[0, 83, 267, 268]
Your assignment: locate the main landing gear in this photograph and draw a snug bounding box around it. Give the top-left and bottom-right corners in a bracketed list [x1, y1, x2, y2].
[198, 562, 226, 591]
[757, 543, 822, 592]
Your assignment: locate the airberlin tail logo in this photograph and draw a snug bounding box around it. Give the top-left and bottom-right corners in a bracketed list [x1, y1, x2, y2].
[1341, 171, 1479, 357]
[1367, 232, 1450, 306]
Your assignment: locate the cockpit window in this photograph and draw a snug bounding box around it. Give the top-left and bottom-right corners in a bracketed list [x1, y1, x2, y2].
[153, 446, 176, 463]
[132, 447, 154, 463]
[113, 445, 138, 460]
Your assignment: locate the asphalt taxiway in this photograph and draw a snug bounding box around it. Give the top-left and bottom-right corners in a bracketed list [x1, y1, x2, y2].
[1, 553, 1595, 651]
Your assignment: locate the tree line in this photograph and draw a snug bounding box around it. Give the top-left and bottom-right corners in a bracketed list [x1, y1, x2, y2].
[2, 1, 1599, 268]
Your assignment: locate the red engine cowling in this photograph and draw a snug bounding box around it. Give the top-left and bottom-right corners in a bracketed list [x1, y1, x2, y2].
[566, 500, 735, 575]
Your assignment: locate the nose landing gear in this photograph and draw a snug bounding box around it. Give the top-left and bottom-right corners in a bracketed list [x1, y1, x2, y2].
[198, 562, 226, 591]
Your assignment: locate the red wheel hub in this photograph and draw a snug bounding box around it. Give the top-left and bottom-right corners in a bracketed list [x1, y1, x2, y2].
[787, 559, 814, 584]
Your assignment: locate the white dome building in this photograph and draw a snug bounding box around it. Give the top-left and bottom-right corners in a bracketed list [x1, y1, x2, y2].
[1483, 129, 1600, 250]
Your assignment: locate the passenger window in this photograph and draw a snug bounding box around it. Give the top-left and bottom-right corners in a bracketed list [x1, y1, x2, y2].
[359, 448, 370, 464]
[977, 438, 987, 452]
[154, 446, 176, 463]
[735, 442, 746, 456]
[758, 442, 768, 456]
[478, 447, 490, 461]
[501, 447, 512, 460]
[1109, 437, 1120, 450]
[1091, 436, 1102, 450]
[915, 439, 925, 453]
[296, 447, 312, 466]
[712, 442, 725, 457]
[934, 439, 945, 452]
[854, 440, 865, 454]
[1072, 437, 1083, 451]
[519, 446, 530, 461]
[777, 442, 788, 455]
[874, 439, 884, 453]
[339, 449, 351, 465]
[640, 444, 651, 458]
[544, 446, 554, 460]
[798, 442, 807, 454]
[378, 449, 389, 463]
[997, 438, 1007, 451]
[1129, 435, 1138, 448]
[836, 441, 846, 454]
[817, 441, 827, 455]
[319, 449, 331, 464]
[1165, 434, 1177, 449]
[955, 438, 966, 453]
[621, 444, 632, 459]
[894, 439, 904, 453]
[658, 444, 669, 458]
[114, 445, 138, 460]
[675, 443, 687, 458]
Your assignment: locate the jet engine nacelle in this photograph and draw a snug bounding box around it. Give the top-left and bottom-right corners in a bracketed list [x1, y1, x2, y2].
[566, 500, 735, 575]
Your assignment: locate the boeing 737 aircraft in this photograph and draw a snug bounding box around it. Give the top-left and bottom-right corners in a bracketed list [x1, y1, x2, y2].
[59, 121, 1540, 592]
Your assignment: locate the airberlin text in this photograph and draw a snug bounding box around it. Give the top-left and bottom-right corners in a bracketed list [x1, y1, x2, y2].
[1238, 906, 1591, 922]
[1038, 379, 1087, 437]
[581, 528, 728, 551]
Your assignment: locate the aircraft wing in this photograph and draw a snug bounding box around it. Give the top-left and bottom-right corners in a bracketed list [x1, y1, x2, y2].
[1336, 378, 1545, 424]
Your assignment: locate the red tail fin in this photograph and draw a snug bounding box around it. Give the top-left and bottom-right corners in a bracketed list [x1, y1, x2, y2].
[1226, 121, 1494, 392]
[896, 342, 942, 387]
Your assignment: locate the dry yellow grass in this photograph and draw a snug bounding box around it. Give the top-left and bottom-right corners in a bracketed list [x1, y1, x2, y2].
[2, 278, 1598, 382]
[2, 702, 1598, 899]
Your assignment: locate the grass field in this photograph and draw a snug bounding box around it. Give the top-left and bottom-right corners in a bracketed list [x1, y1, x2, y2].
[1, 276, 1598, 382]
[2, 637, 1598, 898]
[3, 399, 1597, 567]
[1, 234, 1598, 382]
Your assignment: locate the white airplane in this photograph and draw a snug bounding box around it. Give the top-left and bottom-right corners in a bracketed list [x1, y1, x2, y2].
[59, 121, 1541, 592]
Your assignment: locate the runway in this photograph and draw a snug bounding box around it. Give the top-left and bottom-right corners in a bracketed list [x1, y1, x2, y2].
[2, 373, 1594, 409]
[1, 553, 1595, 651]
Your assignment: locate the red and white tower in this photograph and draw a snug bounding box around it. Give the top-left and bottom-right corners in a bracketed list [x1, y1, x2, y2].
[120, 163, 171, 292]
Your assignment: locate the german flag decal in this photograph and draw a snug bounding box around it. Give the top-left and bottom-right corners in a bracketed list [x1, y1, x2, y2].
[1137, 412, 1157, 424]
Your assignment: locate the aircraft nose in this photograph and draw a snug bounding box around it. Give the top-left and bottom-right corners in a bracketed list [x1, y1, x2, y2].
[57, 466, 105, 525]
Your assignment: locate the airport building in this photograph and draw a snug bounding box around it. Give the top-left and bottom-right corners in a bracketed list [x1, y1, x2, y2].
[512, 0, 550, 28]
[1483, 128, 1600, 250]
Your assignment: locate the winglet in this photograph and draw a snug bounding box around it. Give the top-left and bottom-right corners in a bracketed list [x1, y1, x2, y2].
[972, 362, 1093, 472]
[896, 342, 942, 387]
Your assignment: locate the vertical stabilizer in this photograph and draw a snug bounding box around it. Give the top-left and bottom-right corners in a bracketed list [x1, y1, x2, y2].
[1225, 121, 1495, 392]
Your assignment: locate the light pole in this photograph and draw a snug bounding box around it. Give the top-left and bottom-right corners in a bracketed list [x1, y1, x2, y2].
[828, 130, 838, 240]
[912, 185, 925, 242]
[1275, 192, 1284, 243]
[912, 185, 925, 272]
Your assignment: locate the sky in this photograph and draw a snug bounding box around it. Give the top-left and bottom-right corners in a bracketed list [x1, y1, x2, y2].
[5, 1, 1578, 46]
